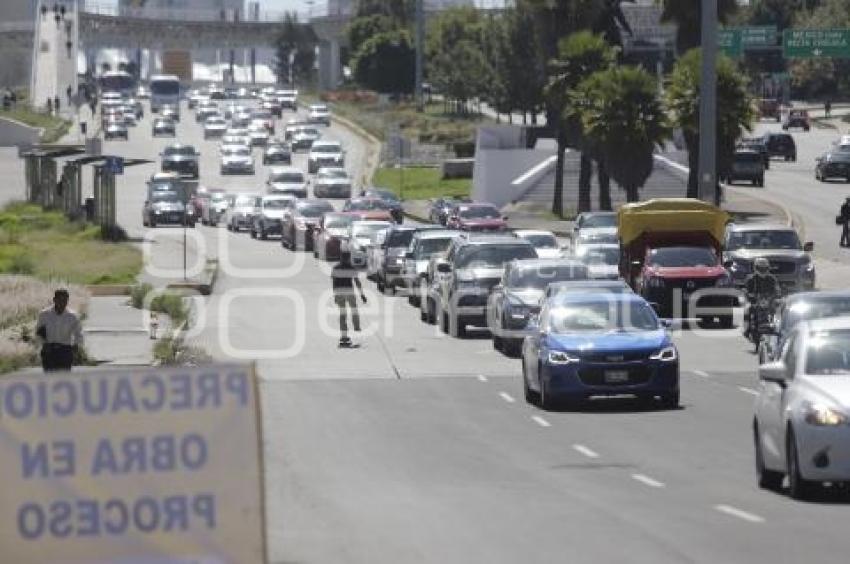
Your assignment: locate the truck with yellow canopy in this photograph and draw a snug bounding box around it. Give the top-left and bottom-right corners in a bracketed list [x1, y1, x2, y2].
[618, 198, 737, 325]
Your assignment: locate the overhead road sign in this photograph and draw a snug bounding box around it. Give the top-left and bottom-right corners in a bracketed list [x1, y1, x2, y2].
[783, 29, 850, 58]
[740, 25, 778, 47]
[0, 363, 266, 564]
[718, 29, 742, 58]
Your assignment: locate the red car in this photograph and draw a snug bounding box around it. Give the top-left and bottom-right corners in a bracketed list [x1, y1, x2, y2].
[446, 203, 507, 232]
[313, 212, 358, 261]
[342, 198, 394, 223]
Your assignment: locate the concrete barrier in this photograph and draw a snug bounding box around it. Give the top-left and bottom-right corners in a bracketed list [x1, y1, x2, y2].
[441, 158, 474, 179]
[0, 117, 40, 147]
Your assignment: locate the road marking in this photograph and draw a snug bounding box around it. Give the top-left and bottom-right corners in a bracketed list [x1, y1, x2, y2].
[531, 415, 551, 428]
[499, 392, 516, 404]
[573, 444, 600, 459]
[714, 504, 765, 523]
[477, 375, 488, 382]
[693, 370, 710, 378]
[738, 386, 759, 396]
[631, 473, 665, 488]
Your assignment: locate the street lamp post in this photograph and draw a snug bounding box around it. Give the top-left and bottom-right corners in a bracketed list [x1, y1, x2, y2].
[414, 0, 424, 112]
[698, 0, 718, 203]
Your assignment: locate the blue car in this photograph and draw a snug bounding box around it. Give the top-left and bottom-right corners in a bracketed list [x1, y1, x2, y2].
[521, 293, 679, 410]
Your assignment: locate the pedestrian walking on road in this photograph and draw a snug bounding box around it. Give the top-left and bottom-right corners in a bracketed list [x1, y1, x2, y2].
[36, 289, 84, 372]
[841, 197, 850, 247]
[46, 97, 53, 115]
[66, 85, 72, 106]
[331, 251, 367, 347]
[826, 99, 833, 118]
[54, 95, 60, 114]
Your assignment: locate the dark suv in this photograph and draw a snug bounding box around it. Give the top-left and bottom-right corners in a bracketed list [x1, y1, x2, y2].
[761, 132, 796, 162]
[435, 235, 537, 337]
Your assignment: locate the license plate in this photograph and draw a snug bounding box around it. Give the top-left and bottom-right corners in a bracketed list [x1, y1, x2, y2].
[604, 370, 629, 383]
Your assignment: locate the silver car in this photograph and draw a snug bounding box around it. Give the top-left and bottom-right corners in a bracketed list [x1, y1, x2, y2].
[203, 116, 228, 139]
[723, 223, 815, 293]
[219, 144, 255, 175]
[312, 167, 352, 198]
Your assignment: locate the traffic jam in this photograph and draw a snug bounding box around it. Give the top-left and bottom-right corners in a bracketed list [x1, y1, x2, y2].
[132, 83, 850, 502]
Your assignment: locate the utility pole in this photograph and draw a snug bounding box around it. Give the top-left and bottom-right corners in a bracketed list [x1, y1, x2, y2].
[698, 0, 717, 203]
[414, 0, 424, 112]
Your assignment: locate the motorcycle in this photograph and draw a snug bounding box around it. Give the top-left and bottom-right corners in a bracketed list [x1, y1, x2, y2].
[746, 294, 777, 351]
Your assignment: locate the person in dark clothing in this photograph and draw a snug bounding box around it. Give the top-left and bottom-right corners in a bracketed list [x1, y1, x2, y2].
[46, 97, 53, 114]
[59, 4, 66, 19]
[53, 95, 60, 114]
[66, 85, 72, 106]
[744, 258, 779, 341]
[826, 99, 832, 118]
[331, 251, 367, 345]
[841, 197, 850, 247]
[36, 289, 83, 372]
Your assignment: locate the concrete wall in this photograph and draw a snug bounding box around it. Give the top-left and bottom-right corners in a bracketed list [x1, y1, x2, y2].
[0, 117, 40, 148]
[1, 0, 35, 23]
[472, 125, 555, 209]
[0, 46, 32, 89]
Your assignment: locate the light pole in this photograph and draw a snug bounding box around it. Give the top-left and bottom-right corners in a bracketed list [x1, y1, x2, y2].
[698, 0, 718, 203]
[414, 0, 424, 112]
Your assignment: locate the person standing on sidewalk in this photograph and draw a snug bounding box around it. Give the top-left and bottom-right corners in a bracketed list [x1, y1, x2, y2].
[331, 251, 367, 347]
[66, 85, 72, 106]
[841, 197, 850, 248]
[826, 99, 833, 119]
[36, 289, 84, 372]
[54, 95, 60, 115]
[46, 97, 53, 115]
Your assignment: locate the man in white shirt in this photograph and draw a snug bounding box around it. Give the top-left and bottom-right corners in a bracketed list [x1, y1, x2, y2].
[36, 289, 84, 372]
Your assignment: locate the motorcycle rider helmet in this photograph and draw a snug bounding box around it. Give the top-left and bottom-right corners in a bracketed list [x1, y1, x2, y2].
[754, 257, 770, 275]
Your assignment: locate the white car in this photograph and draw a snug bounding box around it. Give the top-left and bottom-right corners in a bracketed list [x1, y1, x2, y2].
[754, 317, 850, 500]
[573, 212, 618, 246]
[575, 243, 620, 280]
[203, 116, 228, 139]
[312, 167, 352, 199]
[514, 230, 561, 259]
[346, 220, 393, 268]
[247, 122, 270, 146]
[308, 103, 331, 126]
[266, 167, 308, 198]
[224, 194, 259, 232]
[251, 194, 296, 240]
[219, 144, 255, 175]
[307, 140, 345, 173]
[220, 134, 250, 149]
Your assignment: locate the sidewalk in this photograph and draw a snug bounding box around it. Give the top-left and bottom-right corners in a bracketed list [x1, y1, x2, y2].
[83, 296, 170, 365]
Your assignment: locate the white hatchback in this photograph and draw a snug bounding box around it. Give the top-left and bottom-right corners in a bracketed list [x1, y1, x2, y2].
[754, 316, 850, 499]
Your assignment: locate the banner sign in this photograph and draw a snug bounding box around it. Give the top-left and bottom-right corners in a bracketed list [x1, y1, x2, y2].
[0, 363, 265, 564]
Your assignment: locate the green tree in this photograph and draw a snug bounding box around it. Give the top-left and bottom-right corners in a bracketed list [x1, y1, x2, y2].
[274, 13, 314, 85]
[347, 14, 397, 58]
[666, 48, 755, 202]
[569, 66, 670, 202]
[660, 0, 740, 55]
[351, 30, 416, 94]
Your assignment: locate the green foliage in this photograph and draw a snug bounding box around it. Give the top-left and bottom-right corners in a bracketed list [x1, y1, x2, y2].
[351, 29, 416, 94]
[348, 14, 397, 57]
[660, 0, 740, 55]
[154, 337, 212, 366]
[373, 166, 471, 200]
[273, 12, 316, 85]
[0, 107, 70, 143]
[129, 282, 154, 309]
[149, 293, 188, 326]
[355, 0, 414, 24]
[569, 66, 670, 201]
[427, 7, 492, 109]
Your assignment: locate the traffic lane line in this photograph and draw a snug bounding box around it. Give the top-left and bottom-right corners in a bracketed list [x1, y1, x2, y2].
[692, 370, 711, 378]
[477, 374, 488, 382]
[738, 386, 759, 396]
[714, 504, 765, 523]
[573, 444, 600, 459]
[531, 415, 551, 428]
[631, 473, 665, 488]
[499, 391, 516, 404]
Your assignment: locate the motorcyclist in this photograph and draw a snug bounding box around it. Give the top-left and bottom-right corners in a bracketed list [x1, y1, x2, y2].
[744, 258, 779, 340]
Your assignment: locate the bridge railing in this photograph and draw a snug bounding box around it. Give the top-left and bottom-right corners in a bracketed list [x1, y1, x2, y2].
[81, 2, 313, 23]
[0, 22, 36, 33]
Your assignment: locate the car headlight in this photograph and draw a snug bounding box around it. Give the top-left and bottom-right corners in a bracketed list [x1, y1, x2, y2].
[646, 276, 665, 288]
[649, 345, 678, 362]
[804, 402, 848, 426]
[803, 259, 815, 273]
[548, 350, 580, 364]
[716, 273, 733, 287]
[730, 260, 751, 274]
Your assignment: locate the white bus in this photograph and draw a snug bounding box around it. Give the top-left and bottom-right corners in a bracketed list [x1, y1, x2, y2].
[149, 74, 181, 113]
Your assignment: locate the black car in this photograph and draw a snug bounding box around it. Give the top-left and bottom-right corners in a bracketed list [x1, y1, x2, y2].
[737, 137, 769, 169]
[281, 200, 335, 251]
[160, 144, 200, 179]
[152, 118, 175, 137]
[263, 142, 292, 165]
[815, 150, 850, 182]
[761, 132, 797, 162]
[362, 188, 404, 223]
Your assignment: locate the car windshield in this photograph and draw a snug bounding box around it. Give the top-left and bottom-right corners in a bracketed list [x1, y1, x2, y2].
[264, 199, 290, 209]
[151, 192, 180, 202]
[164, 146, 194, 156]
[456, 244, 536, 268]
[349, 199, 388, 211]
[270, 173, 304, 183]
[313, 144, 342, 154]
[581, 248, 620, 265]
[546, 300, 659, 333]
[580, 213, 616, 228]
[234, 196, 254, 207]
[459, 206, 500, 219]
[521, 234, 557, 248]
[727, 230, 801, 250]
[386, 230, 414, 247]
[806, 331, 850, 375]
[369, 190, 398, 202]
[252, 111, 272, 119]
[508, 264, 587, 288]
[827, 152, 850, 162]
[223, 146, 250, 156]
[784, 298, 850, 330]
[299, 129, 320, 137]
[325, 215, 354, 229]
[321, 169, 348, 179]
[352, 223, 389, 238]
[735, 152, 762, 163]
[299, 205, 332, 218]
[647, 247, 716, 267]
[415, 237, 453, 258]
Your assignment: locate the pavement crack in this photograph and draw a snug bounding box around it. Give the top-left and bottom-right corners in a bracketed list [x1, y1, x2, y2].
[374, 332, 402, 380]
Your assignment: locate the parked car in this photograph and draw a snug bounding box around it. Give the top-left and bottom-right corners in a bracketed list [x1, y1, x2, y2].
[266, 167, 308, 198]
[313, 212, 358, 261]
[362, 189, 404, 223]
[251, 195, 296, 240]
[281, 200, 336, 251]
[313, 167, 352, 198]
[723, 223, 815, 294]
[761, 132, 797, 161]
[342, 197, 394, 222]
[514, 230, 561, 259]
[521, 292, 679, 409]
[753, 317, 850, 499]
[815, 150, 850, 182]
[224, 194, 260, 232]
[488, 258, 589, 356]
[160, 143, 200, 179]
[263, 141, 292, 165]
[307, 140, 345, 173]
[434, 235, 537, 337]
[783, 109, 810, 131]
[308, 103, 331, 126]
[725, 149, 765, 186]
[219, 144, 255, 175]
[152, 117, 175, 137]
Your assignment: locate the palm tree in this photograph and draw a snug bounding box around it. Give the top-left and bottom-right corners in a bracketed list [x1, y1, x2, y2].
[666, 49, 755, 202]
[570, 66, 670, 202]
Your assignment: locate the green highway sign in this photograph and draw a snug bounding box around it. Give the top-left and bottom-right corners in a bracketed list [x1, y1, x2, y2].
[740, 25, 778, 47]
[718, 29, 742, 58]
[783, 29, 850, 58]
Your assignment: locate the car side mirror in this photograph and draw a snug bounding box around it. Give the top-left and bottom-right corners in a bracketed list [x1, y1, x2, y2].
[649, 302, 661, 314]
[803, 241, 814, 252]
[759, 361, 787, 385]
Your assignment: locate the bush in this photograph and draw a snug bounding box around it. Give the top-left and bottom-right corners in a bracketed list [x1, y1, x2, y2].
[129, 282, 154, 309]
[8, 253, 35, 275]
[150, 293, 188, 326]
[154, 336, 211, 366]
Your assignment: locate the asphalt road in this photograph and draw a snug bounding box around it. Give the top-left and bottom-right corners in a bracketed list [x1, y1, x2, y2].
[104, 101, 850, 563]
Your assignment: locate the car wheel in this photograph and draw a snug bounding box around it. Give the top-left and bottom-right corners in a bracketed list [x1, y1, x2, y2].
[660, 391, 679, 409]
[758, 177, 764, 187]
[522, 361, 539, 405]
[448, 311, 466, 338]
[503, 338, 521, 358]
[719, 315, 734, 329]
[493, 333, 503, 351]
[376, 276, 385, 294]
[754, 422, 784, 491]
[260, 226, 268, 240]
[787, 427, 816, 500]
[250, 227, 257, 239]
[538, 367, 557, 411]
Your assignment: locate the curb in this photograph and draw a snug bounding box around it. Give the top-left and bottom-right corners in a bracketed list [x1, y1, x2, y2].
[85, 284, 132, 296]
[166, 258, 219, 296]
[330, 112, 382, 189]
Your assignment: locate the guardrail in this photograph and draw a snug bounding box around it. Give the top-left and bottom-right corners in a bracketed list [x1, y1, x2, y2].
[81, 2, 330, 22]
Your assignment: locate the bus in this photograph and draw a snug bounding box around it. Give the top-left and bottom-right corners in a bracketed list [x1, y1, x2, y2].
[149, 74, 181, 113]
[98, 71, 136, 98]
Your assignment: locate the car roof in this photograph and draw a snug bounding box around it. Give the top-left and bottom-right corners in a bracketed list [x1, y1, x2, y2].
[512, 258, 585, 269]
[352, 220, 392, 226]
[785, 290, 850, 305]
[553, 291, 645, 305]
[727, 223, 796, 233]
[547, 280, 631, 293]
[269, 166, 302, 174]
[263, 194, 295, 202]
[415, 229, 459, 240]
[312, 140, 340, 147]
[456, 235, 530, 247]
[798, 316, 850, 333]
[317, 167, 347, 174]
[514, 229, 556, 237]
